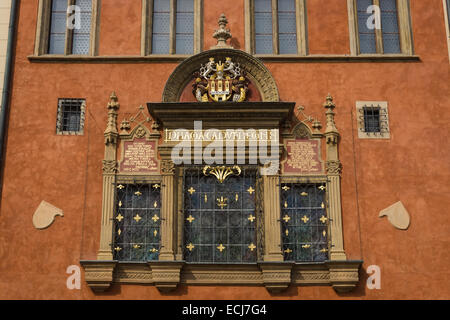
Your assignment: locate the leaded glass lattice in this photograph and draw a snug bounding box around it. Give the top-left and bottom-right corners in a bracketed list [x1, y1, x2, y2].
[380, 0, 401, 53]
[48, 0, 68, 54]
[281, 182, 329, 262]
[113, 183, 161, 261]
[254, 0, 273, 54]
[152, 0, 171, 54]
[175, 0, 194, 54]
[277, 0, 297, 54]
[183, 167, 258, 263]
[356, 0, 377, 54]
[72, 0, 92, 55]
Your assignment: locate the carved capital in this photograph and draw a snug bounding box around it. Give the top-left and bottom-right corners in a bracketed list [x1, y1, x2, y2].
[161, 160, 175, 175]
[326, 160, 342, 175]
[102, 160, 117, 174]
[80, 261, 117, 293]
[326, 260, 362, 293]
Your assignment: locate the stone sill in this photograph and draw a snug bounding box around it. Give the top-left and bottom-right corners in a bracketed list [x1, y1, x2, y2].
[27, 54, 420, 63]
[80, 259, 363, 294]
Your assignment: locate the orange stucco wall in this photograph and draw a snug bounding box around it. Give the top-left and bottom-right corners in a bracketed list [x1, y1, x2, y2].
[0, 0, 449, 300]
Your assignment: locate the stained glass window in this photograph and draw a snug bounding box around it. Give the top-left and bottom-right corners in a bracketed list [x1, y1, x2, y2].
[113, 183, 162, 261]
[281, 182, 329, 262]
[183, 167, 259, 263]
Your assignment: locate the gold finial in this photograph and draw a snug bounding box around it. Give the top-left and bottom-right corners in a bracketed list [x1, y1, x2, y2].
[211, 13, 233, 49]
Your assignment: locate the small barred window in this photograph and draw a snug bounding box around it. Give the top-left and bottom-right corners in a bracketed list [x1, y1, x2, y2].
[56, 98, 86, 135]
[113, 183, 162, 262]
[280, 182, 330, 262]
[356, 101, 390, 139]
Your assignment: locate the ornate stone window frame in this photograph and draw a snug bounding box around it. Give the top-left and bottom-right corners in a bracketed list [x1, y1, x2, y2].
[356, 101, 390, 139]
[80, 50, 362, 294]
[81, 93, 362, 294]
[34, 0, 101, 56]
[244, 0, 308, 56]
[141, 0, 203, 56]
[347, 0, 414, 55]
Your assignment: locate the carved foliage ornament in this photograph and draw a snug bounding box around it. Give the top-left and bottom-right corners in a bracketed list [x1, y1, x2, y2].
[192, 57, 249, 102]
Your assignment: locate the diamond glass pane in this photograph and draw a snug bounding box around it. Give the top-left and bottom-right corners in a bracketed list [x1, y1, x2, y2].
[113, 183, 161, 261]
[356, 0, 377, 53]
[49, 1, 67, 55]
[278, 0, 295, 11]
[49, 33, 65, 54]
[152, 0, 170, 55]
[72, 34, 90, 54]
[75, 0, 92, 11]
[154, 0, 170, 11]
[380, 0, 401, 53]
[152, 34, 170, 54]
[177, 0, 194, 12]
[255, 34, 273, 54]
[281, 182, 329, 262]
[183, 167, 258, 263]
[175, 34, 194, 54]
[52, 0, 68, 11]
[279, 33, 297, 54]
[255, 0, 273, 54]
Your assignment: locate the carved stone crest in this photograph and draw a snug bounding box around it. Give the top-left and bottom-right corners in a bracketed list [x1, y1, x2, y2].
[192, 57, 249, 102]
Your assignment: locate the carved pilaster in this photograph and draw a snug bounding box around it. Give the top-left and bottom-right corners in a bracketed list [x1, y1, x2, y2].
[262, 174, 283, 262]
[323, 95, 347, 261]
[160, 160, 177, 261]
[97, 93, 120, 261]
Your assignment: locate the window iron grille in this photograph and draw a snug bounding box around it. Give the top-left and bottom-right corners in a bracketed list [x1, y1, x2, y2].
[358, 104, 389, 136]
[56, 98, 86, 135]
[183, 166, 260, 263]
[280, 181, 330, 262]
[113, 182, 162, 262]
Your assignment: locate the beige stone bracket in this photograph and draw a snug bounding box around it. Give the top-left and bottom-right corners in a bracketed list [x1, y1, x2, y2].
[149, 261, 184, 293]
[80, 260, 117, 293]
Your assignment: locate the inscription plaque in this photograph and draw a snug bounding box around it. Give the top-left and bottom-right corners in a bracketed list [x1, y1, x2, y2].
[283, 139, 323, 174]
[119, 139, 158, 173]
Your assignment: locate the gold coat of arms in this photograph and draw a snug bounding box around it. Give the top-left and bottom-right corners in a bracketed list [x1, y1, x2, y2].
[192, 57, 249, 102]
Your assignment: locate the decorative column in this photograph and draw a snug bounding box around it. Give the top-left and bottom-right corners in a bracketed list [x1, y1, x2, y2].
[259, 166, 292, 293]
[159, 160, 177, 261]
[323, 95, 347, 261]
[97, 92, 120, 261]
